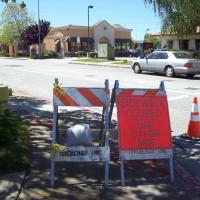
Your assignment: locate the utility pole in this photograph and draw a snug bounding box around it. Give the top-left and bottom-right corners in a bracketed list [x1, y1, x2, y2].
[38, 0, 41, 58]
[87, 5, 93, 57]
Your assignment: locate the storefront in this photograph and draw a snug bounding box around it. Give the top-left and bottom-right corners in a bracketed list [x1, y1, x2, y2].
[43, 20, 132, 56]
[151, 32, 200, 51]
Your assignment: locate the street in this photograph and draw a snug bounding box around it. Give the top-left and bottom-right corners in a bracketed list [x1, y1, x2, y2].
[1, 57, 200, 199]
[0, 57, 200, 136]
[1, 0, 200, 198]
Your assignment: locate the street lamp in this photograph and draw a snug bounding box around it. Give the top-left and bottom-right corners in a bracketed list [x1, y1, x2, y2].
[38, 0, 41, 58]
[145, 28, 150, 41]
[87, 5, 93, 57]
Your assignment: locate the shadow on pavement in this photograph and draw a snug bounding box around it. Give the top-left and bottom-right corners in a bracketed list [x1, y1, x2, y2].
[4, 96, 200, 200]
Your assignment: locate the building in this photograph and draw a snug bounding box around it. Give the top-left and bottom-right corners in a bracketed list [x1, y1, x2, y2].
[43, 20, 132, 56]
[150, 31, 200, 51]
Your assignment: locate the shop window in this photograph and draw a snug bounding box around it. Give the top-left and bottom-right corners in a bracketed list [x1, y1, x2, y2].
[168, 40, 173, 49]
[122, 42, 130, 50]
[179, 40, 189, 50]
[70, 42, 76, 52]
[80, 42, 87, 51]
[115, 43, 121, 50]
[195, 40, 200, 50]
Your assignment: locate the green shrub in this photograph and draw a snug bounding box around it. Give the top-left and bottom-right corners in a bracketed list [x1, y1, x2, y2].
[0, 111, 30, 173]
[31, 50, 59, 59]
[0, 51, 9, 57]
[42, 50, 59, 58]
[75, 51, 85, 57]
[89, 51, 97, 58]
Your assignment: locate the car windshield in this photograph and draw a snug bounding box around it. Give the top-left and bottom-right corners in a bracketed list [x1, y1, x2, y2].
[173, 52, 193, 59]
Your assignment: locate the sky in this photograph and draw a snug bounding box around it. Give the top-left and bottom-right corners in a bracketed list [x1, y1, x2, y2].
[0, 0, 162, 40]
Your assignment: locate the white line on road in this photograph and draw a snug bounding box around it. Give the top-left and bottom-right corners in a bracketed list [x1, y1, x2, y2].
[168, 95, 191, 101]
[166, 89, 195, 94]
[2, 66, 200, 103]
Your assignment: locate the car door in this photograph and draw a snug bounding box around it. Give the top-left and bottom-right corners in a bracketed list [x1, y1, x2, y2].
[153, 52, 169, 73]
[142, 52, 158, 72]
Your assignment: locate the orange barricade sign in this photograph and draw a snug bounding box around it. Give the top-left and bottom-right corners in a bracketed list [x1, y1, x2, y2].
[51, 79, 110, 188]
[116, 90, 172, 151]
[110, 81, 174, 186]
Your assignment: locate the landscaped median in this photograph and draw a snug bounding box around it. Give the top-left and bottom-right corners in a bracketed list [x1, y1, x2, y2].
[77, 58, 132, 65]
[111, 60, 132, 65]
[78, 58, 111, 63]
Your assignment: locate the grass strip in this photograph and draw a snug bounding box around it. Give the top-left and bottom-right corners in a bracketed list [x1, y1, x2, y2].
[112, 60, 132, 65]
[78, 58, 111, 63]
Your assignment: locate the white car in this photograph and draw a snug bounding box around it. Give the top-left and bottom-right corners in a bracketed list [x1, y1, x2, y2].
[131, 51, 200, 78]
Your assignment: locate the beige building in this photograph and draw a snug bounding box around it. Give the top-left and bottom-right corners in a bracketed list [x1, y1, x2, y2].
[43, 20, 132, 56]
[150, 31, 200, 51]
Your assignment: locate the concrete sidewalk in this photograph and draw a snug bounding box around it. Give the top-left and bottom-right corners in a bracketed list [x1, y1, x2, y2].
[1, 94, 200, 200]
[0, 172, 26, 200]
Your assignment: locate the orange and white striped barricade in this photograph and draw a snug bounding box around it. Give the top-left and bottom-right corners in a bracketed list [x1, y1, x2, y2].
[115, 81, 174, 186]
[50, 79, 110, 187]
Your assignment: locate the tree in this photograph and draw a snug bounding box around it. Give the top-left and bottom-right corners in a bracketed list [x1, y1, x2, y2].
[20, 20, 50, 47]
[1, 0, 26, 9]
[145, 0, 200, 35]
[130, 39, 136, 49]
[0, 2, 33, 55]
[1, 0, 16, 3]
[144, 34, 160, 48]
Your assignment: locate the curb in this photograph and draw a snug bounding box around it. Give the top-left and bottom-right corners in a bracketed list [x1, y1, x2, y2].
[69, 61, 131, 69]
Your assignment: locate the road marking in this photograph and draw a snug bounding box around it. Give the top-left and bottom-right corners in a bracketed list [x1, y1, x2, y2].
[0, 66, 157, 86]
[4, 67, 200, 103]
[0, 67, 106, 84]
[168, 92, 200, 101]
[168, 95, 190, 101]
[166, 89, 194, 94]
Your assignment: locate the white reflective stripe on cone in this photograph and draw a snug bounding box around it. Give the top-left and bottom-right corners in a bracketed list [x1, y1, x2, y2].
[192, 103, 199, 113]
[190, 115, 200, 122]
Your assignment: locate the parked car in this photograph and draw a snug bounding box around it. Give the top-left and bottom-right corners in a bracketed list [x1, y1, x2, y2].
[131, 51, 200, 78]
[128, 48, 142, 57]
[115, 49, 140, 57]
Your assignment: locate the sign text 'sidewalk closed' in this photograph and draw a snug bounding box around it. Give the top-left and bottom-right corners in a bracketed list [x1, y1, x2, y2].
[116, 90, 172, 151]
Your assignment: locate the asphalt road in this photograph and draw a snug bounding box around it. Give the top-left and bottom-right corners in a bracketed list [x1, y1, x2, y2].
[0, 57, 200, 136]
[1, 57, 200, 199]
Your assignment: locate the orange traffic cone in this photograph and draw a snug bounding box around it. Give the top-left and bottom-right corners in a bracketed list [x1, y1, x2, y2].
[184, 97, 200, 139]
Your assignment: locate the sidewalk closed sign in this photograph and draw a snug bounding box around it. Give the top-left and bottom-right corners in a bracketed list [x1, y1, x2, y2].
[116, 90, 172, 151]
[114, 83, 174, 186]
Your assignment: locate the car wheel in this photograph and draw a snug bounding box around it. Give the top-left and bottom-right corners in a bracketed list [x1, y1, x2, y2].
[133, 63, 142, 73]
[165, 66, 175, 77]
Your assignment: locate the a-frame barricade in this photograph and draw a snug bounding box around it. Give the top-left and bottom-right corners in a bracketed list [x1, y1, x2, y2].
[50, 79, 110, 187]
[110, 80, 174, 186]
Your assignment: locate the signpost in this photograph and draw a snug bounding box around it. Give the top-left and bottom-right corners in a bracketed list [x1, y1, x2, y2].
[114, 81, 174, 186]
